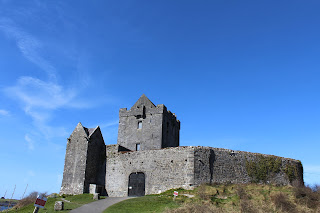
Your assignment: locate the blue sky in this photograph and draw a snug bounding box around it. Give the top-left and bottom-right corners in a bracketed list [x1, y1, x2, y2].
[0, 0, 319, 199]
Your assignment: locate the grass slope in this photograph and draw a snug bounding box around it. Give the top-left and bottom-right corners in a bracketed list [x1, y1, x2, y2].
[104, 196, 180, 213]
[7, 194, 97, 213]
[104, 184, 320, 213]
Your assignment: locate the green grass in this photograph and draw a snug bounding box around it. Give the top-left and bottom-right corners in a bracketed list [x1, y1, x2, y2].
[104, 184, 320, 213]
[7, 194, 99, 213]
[103, 195, 184, 213]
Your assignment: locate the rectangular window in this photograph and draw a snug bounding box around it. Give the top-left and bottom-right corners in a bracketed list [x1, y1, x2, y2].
[138, 121, 142, 129]
[136, 143, 140, 151]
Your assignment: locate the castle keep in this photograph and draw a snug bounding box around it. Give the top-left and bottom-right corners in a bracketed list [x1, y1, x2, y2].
[60, 95, 303, 197]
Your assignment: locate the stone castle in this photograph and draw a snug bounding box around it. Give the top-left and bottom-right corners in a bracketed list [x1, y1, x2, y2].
[60, 95, 303, 197]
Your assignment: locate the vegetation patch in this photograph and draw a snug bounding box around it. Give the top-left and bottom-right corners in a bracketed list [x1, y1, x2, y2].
[103, 195, 181, 213]
[105, 183, 320, 213]
[284, 163, 299, 183]
[245, 155, 282, 183]
[8, 193, 97, 213]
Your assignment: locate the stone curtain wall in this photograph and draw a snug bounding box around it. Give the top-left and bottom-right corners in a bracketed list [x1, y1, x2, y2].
[105, 146, 303, 197]
[194, 147, 303, 186]
[105, 145, 195, 197]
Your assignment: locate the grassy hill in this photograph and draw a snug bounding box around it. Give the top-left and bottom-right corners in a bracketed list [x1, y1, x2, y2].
[5, 194, 98, 213]
[104, 183, 320, 213]
[7, 183, 320, 213]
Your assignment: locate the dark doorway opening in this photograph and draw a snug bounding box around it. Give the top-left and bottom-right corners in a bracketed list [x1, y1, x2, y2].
[128, 172, 145, 196]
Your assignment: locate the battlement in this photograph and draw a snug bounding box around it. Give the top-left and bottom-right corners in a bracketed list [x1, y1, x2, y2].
[119, 104, 165, 117]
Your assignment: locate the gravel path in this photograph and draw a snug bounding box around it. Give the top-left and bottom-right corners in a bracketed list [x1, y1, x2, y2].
[69, 197, 131, 213]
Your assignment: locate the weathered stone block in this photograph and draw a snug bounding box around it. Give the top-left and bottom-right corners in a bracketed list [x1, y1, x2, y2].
[93, 193, 100, 200]
[89, 184, 97, 194]
[54, 201, 64, 211]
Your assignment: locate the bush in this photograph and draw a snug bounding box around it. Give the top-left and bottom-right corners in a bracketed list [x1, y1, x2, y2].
[14, 191, 47, 209]
[271, 192, 296, 213]
[312, 184, 320, 193]
[284, 164, 299, 183]
[294, 185, 320, 209]
[245, 155, 282, 183]
[240, 200, 257, 213]
[236, 185, 250, 200]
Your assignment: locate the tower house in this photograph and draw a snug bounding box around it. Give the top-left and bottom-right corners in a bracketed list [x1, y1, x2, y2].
[117, 94, 180, 151]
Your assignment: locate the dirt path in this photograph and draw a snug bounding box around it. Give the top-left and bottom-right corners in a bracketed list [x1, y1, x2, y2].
[69, 197, 131, 213]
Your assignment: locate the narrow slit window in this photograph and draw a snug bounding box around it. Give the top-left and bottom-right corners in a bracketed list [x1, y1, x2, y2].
[138, 121, 142, 129]
[136, 143, 140, 151]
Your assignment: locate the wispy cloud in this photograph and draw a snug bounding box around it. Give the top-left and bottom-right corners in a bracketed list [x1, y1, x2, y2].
[25, 134, 35, 150]
[4, 76, 83, 143]
[303, 165, 320, 185]
[99, 120, 119, 129]
[0, 18, 56, 80]
[0, 18, 88, 148]
[5, 76, 76, 111]
[0, 7, 105, 152]
[0, 109, 10, 116]
[304, 165, 320, 174]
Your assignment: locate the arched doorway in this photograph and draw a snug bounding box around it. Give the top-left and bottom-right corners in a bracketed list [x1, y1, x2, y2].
[128, 172, 145, 196]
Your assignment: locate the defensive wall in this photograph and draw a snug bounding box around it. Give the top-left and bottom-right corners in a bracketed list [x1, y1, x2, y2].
[105, 145, 303, 197]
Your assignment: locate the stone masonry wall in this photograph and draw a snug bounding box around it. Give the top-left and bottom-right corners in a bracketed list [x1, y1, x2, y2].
[84, 127, 106, 193]
[161, 108, 180, 148]
[117, 94, 180, 151]
[194, 147, 303, 185]
[105, 145, 195, 197]
[105, 146, 303, 197]
[117, 105, 164, 151]
[60, 123, 88, 195]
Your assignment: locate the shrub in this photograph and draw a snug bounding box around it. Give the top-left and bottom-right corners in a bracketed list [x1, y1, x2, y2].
[294, 185, 320, 209]
[236, 185, 250, 200]
[271, 192, 296, 213]
[240, 200, 257, 213]
[14, 191, 48, 209]
[312, 184, 320, 193]
[284, 164, 298, 183]
[245, 155, 282, 183]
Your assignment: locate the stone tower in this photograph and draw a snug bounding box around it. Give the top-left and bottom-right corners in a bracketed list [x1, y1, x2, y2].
[60, 122, 106, 195]
[117, 94, 180, 151]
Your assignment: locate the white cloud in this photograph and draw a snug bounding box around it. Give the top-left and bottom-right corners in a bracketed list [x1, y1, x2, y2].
[304, 165, 320, 174]
[0, 18, 56, 80]
[303, 164, 320, 185]
[6, 76, 76, 111]
[0, 16, 97, 148]
[25, 134, 35, 150]
[99, 120, 119, 129]
[0, 109, 10, 116]
[4, 76, 82, 141]
[28, 170, 35, 177]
